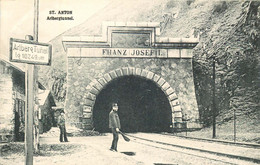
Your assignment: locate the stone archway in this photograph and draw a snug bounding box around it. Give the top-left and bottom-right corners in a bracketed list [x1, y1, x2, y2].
[83, 67, 183, 129]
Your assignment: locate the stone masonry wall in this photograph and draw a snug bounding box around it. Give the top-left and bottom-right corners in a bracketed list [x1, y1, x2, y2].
[65, 57, 199, 129]
[0, 64, 14, 142]
[0, 62, 25, 142]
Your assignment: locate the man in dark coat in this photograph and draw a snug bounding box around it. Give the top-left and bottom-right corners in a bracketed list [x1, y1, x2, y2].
[57, 110, 69, 142]
[109, 103, 121, 152]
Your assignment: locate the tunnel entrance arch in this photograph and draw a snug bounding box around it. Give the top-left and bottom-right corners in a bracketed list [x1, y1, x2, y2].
[93, 75, 172, 133]
[83, 67, 182, 132]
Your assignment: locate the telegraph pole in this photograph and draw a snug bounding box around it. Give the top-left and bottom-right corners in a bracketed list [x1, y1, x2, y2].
[33, 0, 40, 154]
[10, 2, 49, 163]
[25, 0, 39, 164]
[25, 35, 34, 165]
[34, 0, 39, 42]
[234, 108, 236, 142]
[212, 55, 216, 138]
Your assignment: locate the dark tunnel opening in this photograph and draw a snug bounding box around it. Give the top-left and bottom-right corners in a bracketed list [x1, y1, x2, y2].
[93, 75, 172, 133]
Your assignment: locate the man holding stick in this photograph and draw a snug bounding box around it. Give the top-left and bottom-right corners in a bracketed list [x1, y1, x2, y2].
[109, 103, 120, 152]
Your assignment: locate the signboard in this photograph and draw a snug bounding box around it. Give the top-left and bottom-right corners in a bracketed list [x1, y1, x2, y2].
[67, 48, 168, 58]
[10, 38, 52, 65]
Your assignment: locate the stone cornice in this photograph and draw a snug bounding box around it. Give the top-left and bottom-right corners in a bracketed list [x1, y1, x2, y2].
[62, 21, 199, 50]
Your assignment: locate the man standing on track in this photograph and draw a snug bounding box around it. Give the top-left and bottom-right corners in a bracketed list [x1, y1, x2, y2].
[109, 103, 121, 152]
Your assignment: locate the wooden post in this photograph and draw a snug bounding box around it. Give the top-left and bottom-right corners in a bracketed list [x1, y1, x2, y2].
[212, 56, 216, 138]
[34, 0, 39, 42]
[234, 108, 236, 143]
[25, 35, 34, 165]
[25, 0, 39, 163]
[33, 0, 40, 154]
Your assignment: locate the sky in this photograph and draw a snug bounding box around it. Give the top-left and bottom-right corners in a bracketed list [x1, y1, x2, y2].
[0, 0, 110, 59]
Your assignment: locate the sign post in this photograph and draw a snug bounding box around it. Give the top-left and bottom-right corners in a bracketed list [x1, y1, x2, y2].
[10, 36, 51, 165]
[25, 35, 35, 165]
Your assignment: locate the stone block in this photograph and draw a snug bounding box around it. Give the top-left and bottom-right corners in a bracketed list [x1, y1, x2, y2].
[166, 87, 174, 95]
[168, 49, 180, 58]
[174, 117, 182, 123]
[171, 100, 180, 107]
[140, 69, 148, 77]
[98, 78, 107, 86]
[86, 93, 96, 101]
[67, 48, 81, 57]
[109, 71, 117, 79]
[85, 85, 92, 91]
[89, 87, 99, 95]
[93, 81, 103, 91]
[174, 111, 182, 118]
[82, 118, 92, 124]
[155, 27, 160, 36]
[168, 93, 178, 101]
[153, 74, 160, 82]
[136, 68, 142, 76]
[115, 68, 123, 77]
[162, 82, 170, 91]
[122, 67, 129, 75]
[85, 99, 94, 106]
[146, 71, 154, 80]
[83, 112, 92, 119]
[171, 115, 175, 123]
[168, 38, 182, 43]
[174, 121, 183, 128]
[104, 73, 112, 82]
[157, 78, 166, 86]
[88, 81, 96, 87]
[128, 67, 134, 75]
[157, 37, 169, 43]
[173, 105, 181, 111]
[83, 106, 92, 113]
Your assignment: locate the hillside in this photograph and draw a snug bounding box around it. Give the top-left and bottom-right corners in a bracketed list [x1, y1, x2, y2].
[38, 0, 260, 142]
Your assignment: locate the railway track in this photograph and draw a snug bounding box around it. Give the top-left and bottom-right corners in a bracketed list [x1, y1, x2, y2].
[125, 133, 260, 165]
[162, 132, 260, 149]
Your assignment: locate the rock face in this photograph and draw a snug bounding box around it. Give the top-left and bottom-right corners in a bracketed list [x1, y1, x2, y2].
[63, 22, 201, 131]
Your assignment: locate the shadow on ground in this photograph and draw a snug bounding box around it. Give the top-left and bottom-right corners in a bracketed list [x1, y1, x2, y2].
[121, 151, 136, 156]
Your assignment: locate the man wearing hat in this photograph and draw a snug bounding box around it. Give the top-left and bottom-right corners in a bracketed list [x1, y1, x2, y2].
[109, 103, 121, 152]
[57, 109, 69, 142]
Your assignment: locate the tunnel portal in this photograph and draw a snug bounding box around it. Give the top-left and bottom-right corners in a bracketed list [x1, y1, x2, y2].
[93, 75, 172, 133]
[63, 22, 202, 131]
